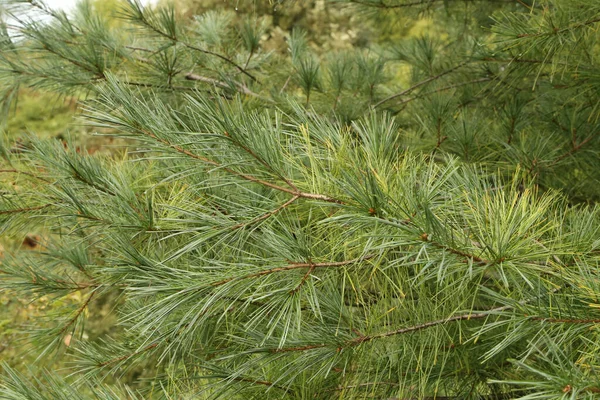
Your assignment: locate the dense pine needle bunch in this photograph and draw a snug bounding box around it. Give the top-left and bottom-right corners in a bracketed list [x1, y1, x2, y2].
[1, 0, 600, 398]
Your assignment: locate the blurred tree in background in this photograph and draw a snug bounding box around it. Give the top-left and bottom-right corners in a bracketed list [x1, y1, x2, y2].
[1, 0, 600, 398]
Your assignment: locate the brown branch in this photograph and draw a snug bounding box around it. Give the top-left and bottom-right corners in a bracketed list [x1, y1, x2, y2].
[231, 195, 299, 230]
[325, 381, 399, 392]
[0, 169, 51, 183]
[290, 263, 316, 294]
[142, 130, 342, 204]
[125, 48, 256, 96]
[395, 77, 493, 105]
[124, 80, 199, 92]
[350, 0, 520, 8]
[349, 287, 564, 346]
[212, 130, 297, 191]
[38, 43, 100, 76]
[132, 11, 257, 82]
[185, 73, 262, 98]
[421, 234, 488, 264]
[58, 290, 96, 336]
[273, 287, 564, 353]
[181, 42, 258, 83]
[97, 342, 158, 367]
[271, 343, 328, 353]
[348, 306, 511, 346]
[125, 45, 157, 53]
[516, 17, 600, 39]
[374, 62, 468, 108]
[529, 316, 600, 324]
[211, 255, 374, 288]
[481, 57, 565, 65]
[0, 204, 52, 215]
[550, 135, 595, 166]
[225, 375, 283, 390]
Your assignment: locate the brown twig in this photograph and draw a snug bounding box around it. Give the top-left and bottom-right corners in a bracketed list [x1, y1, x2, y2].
[132, 11, 257, 82]
[142, 130, 343, 204]
[58, 290, 96, 336]
[350, 0, 519, 9]
[272, 287, 564, 353]
[529, 316, 600, 324]
[220, 132, 297, 190]
[516, 17, 600, 39]
[418, 233, 488, 264]
[211, 255, 374, 287]
[98, 342, 158, 367]
[0, 204, 53, 215]
[124, 80, 199, 92]
[290, 262, 316, 294]
[550, 135, 595, 166]
[324, 381, 399, 392]
[225, 375, 283, 389]
[231, 195, 299, 230]
[395, 77, 493, 106]
[0, 169, 51, 183]
[374, 62, 468, 108]
[185, 73, 262, 98]
[181, 42, 258, 83]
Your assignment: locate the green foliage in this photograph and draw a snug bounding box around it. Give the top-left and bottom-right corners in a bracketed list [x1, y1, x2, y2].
[1, 0, 600, 399]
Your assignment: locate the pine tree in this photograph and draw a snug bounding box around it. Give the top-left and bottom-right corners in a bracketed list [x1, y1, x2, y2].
[1, 0, 600, 398]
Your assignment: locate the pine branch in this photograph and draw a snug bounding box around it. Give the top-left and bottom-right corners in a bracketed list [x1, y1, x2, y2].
[515, 17, 600, 39]
[185, 73, 261, 98]
[211, 255, 374, 287]
[142, 129, 343, 204]
[529, 316, 600, 324]
[97, 342, 158, 367]
[373, 61, 468, 108]
[325, 381, 399, 392]
[58, 290, 96, 336]
[129, 8, 257, 82]
[349, 0, 521, 9]
[348, 305, 512, 345]
[273, 287, 565, 353]
[124, 80, 199, 92]
[290, 262, 316, 294]
[0, 204, 52, 215]
[230, 195, 299, 230]
[0, 169, 51, 183]
[550, 134, 596, 166]
[395, 77, 493, 105]
[221, 130, 296, 190]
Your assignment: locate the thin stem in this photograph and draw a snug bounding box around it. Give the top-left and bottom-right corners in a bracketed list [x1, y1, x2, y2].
[142, 129, 343, 204]
[395, 77, 492, 106]
[516, 17, 600, 39]
[231, 195, 299, 230]
[350, 0, 519, 8]
[130, 10, 257, 82]
[185, 73, 262, 98]
[290, 262, 316, 294]
[58, 290, 96, 336]
[272, 287, 564, 353]
[98, 342, 158, 367]
[0, 169, 51, 183]
[211, 255, 374, 287]
[373, 62, 468, 108]
[0, 204, 52, 215]
[550, 134, 595, 166]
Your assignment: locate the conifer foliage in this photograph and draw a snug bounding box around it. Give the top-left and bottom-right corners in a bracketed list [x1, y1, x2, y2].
[1, 0, 600, 398]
